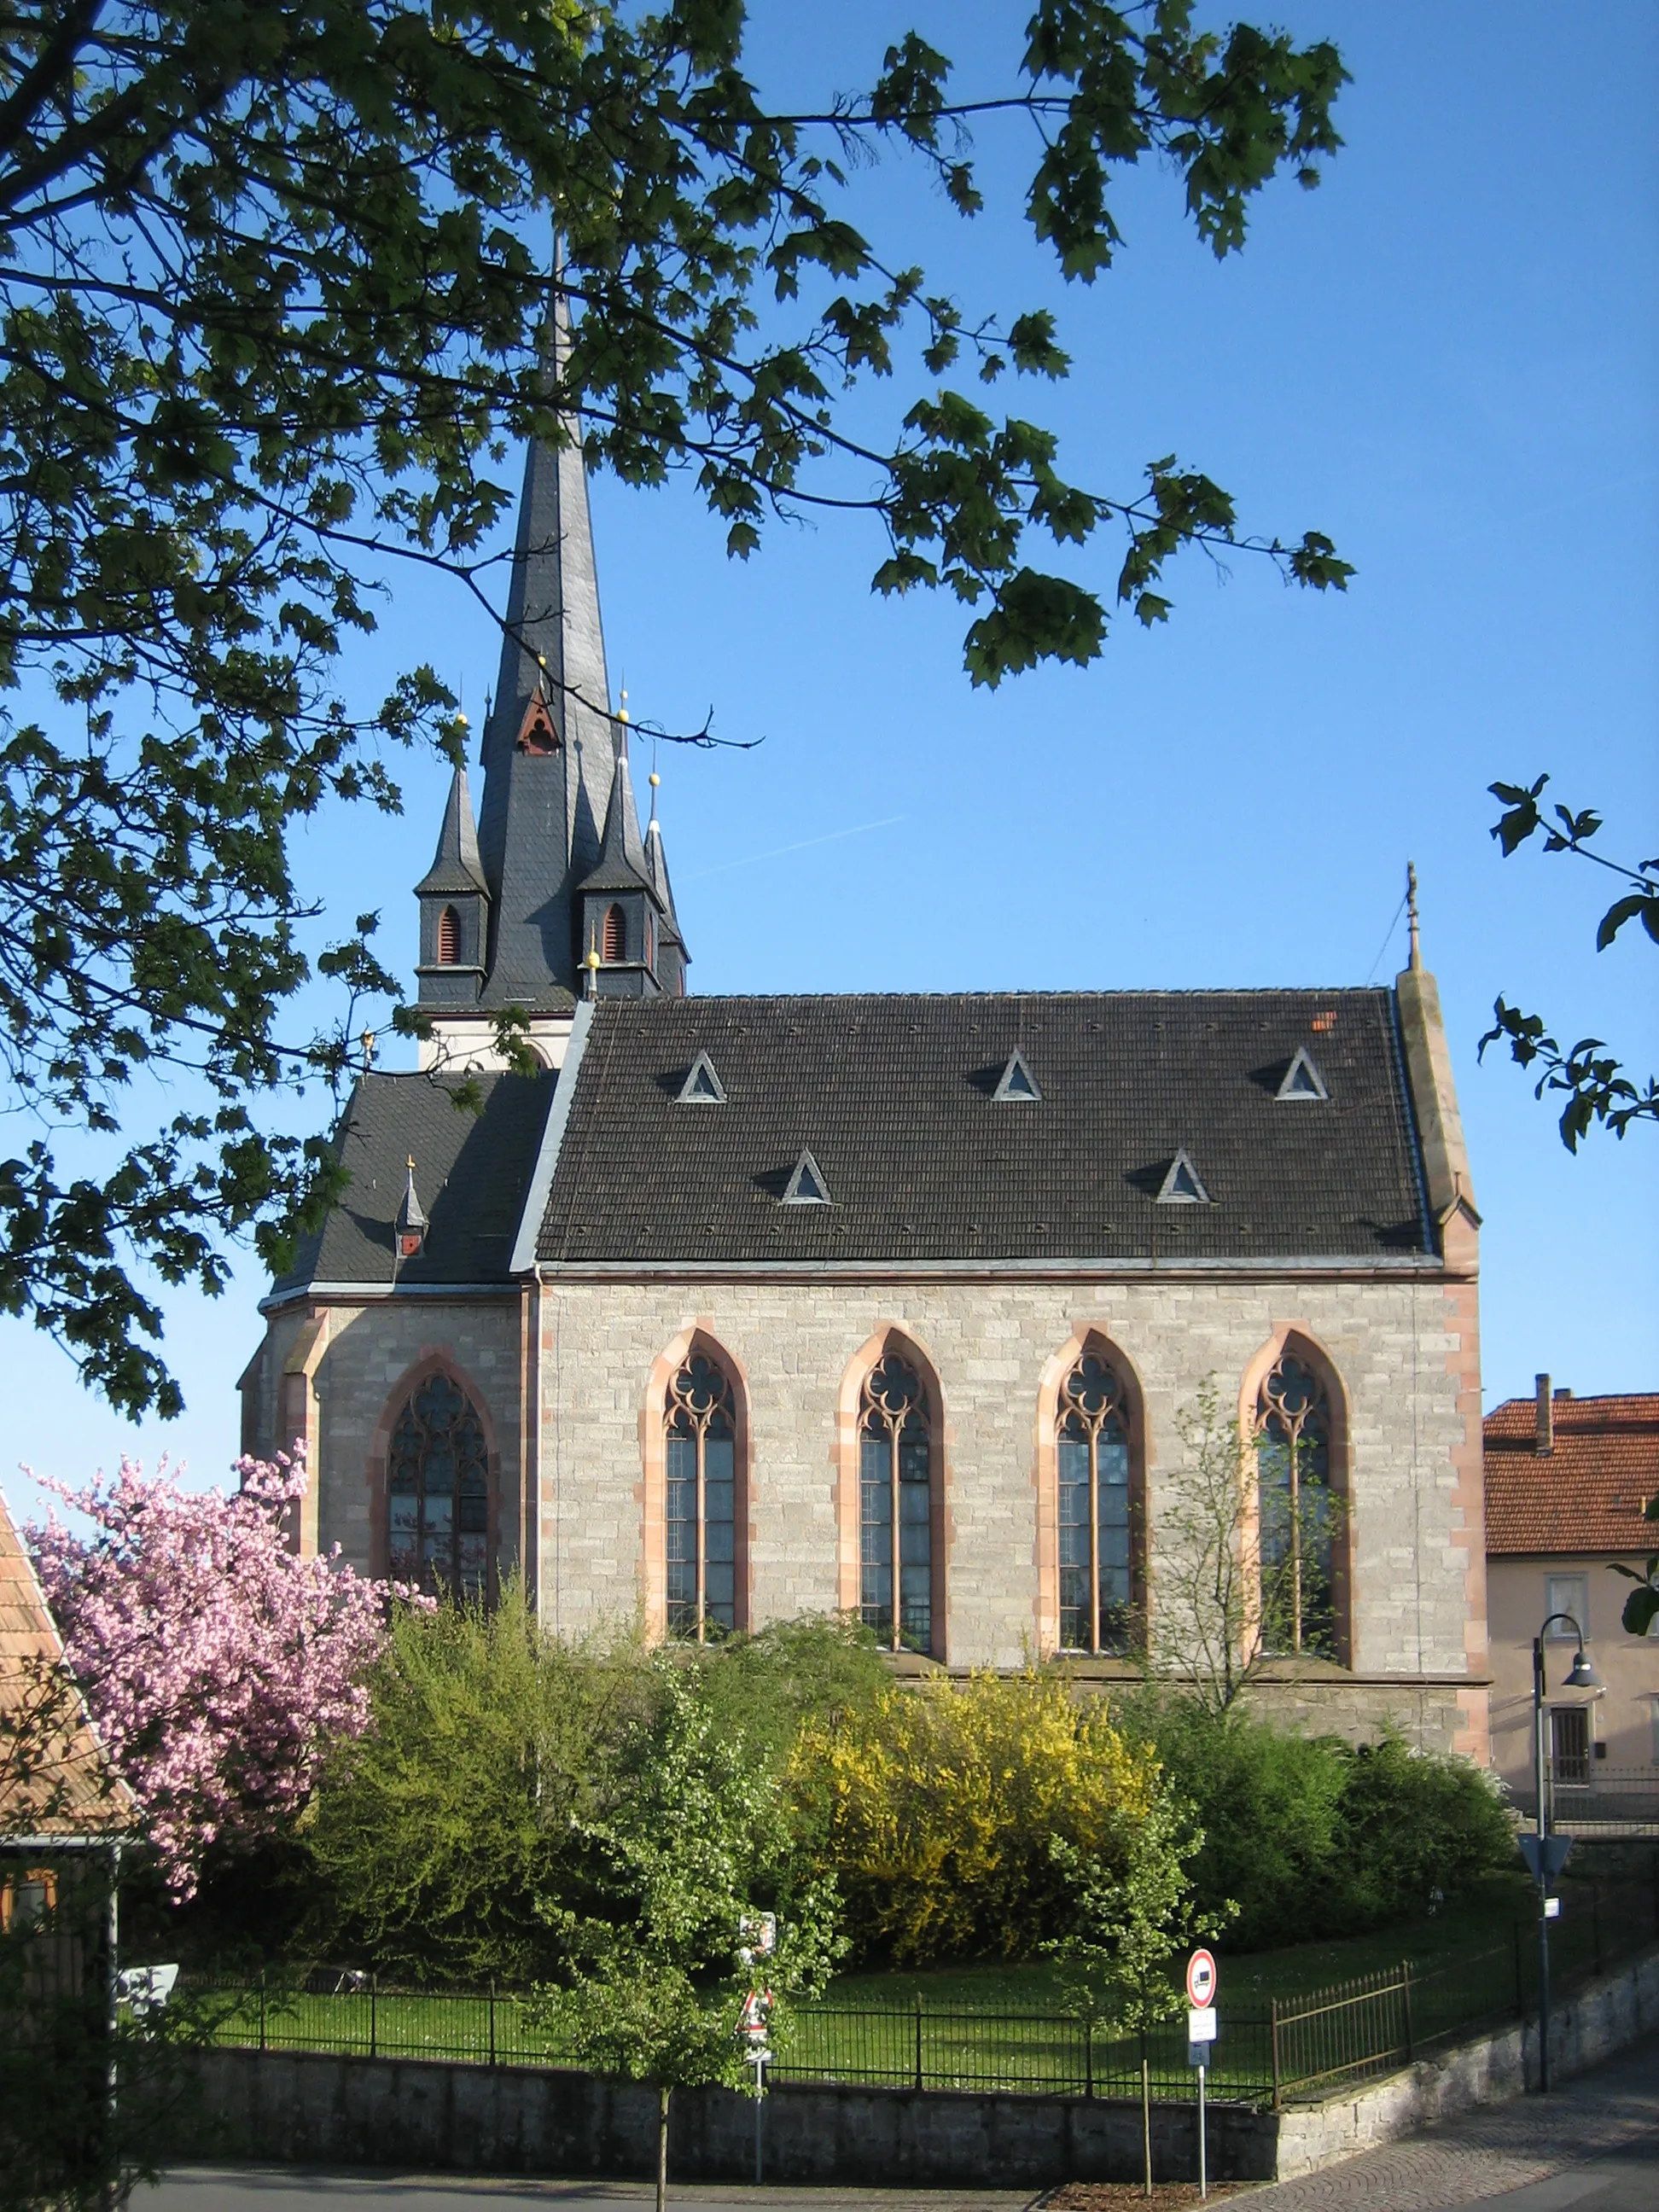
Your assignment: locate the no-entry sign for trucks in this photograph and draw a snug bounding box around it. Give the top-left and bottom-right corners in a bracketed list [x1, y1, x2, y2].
[1185, 1947, 1218, 2010]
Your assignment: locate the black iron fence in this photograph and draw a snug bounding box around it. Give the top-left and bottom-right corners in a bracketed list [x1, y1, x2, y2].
[1510, 1767, 1659, 1839]
[185, 1873, 1659, 2110]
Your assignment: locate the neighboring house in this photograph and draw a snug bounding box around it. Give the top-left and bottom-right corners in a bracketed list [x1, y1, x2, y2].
[0, 1485, 131, 1984]
[1485, 1382, 1659, 1805]
[240, 341, 1492, 1760]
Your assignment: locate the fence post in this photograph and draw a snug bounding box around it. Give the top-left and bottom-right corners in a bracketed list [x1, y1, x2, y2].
[489, 1978, 498, 2069]
[1401, 1962, 1414, 2065]
[1084, 2016, 1092, 2100]
[258, 1969, 266, 2055]
[370, 1972, 377, 2062]
[913, 1994, 924, 2093]
[1270, 1999, 1281, 2111]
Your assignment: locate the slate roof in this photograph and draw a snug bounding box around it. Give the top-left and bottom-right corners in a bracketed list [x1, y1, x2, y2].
[1485, 1393, 1659, 1556]
[271, 1070, 556, 1295]
[1, 1487, 133, 1837]
[535, 991, 1434, 1266]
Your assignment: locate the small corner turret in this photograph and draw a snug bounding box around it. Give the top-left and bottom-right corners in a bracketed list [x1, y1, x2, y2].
[1394, 862, 1481, 1271]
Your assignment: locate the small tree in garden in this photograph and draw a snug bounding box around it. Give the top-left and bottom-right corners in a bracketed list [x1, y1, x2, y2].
[532, 1662, 840, 2212]
[28, 1451, 405, 1898]
[1048, 1791, 1232, 2198]
[1155, 1377, 1343, 1714]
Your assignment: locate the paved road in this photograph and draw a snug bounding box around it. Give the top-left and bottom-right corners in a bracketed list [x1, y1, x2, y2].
[139, 2177, 1039, 2211]
[140, 2033, 1659, 2212]
[1243, 2032, 1659, 2211]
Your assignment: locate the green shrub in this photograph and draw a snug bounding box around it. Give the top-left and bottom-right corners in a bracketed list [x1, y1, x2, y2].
[301, 1586, 655, 1984]
[789, 1668, 1166, 1966]
[1115, 1693, 1515, 1951]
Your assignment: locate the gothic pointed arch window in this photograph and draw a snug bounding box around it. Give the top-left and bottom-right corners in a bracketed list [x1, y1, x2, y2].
[859, 1351, 936, 1654]
[665, 1353, 737, 1640]
[1253, 1350, 1346, 1659]
[436, 906, 461, 965]
[1057, 1350, 1141, 1654]
[602, 903, 626, 963]
[387, 1371, 491, 1602]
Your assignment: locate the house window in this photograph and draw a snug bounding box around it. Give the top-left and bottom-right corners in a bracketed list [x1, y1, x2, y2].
[859, 1353, 933, 1654]
[437, 906, 461, 964]
[387, 1372, 490, 1602]
[602, 904, 626, 962]
[1544, 1575, 1589, 1639]
[1550, 1704, 1590, 1787]
[666, 1354, 736, 1641]
[1254, 1353, 1339, 1658]
[1057, 1353, 1137, 1655]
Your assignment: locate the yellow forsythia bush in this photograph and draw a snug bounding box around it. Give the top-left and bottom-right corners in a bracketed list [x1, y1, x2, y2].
[788, 1668, 1161, 1965]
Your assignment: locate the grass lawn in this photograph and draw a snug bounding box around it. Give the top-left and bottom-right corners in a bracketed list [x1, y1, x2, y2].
[819, 1871, 1540, 2013]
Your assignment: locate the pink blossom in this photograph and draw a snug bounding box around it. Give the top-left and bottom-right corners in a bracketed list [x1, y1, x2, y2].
[27, 1449, 416, 1899]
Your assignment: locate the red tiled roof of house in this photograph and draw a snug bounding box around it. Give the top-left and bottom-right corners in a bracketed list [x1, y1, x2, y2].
[1484, 1392, 1659, 1557]
[0, 1485, 133, 1837]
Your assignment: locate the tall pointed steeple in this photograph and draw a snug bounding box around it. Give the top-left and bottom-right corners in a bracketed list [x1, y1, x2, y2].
[413, 272, 690, 1063]
[473, 286, 615, 1013]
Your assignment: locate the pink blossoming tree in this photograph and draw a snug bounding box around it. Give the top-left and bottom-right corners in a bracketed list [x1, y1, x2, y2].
[29, 1450, 407, 1898]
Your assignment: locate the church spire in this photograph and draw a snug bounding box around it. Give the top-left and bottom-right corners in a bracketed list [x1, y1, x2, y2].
[415, 269, 690, 1061]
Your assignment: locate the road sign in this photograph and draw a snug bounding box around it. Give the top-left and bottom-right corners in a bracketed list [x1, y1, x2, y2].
[1185, 1947, 1218, 2009]
[1518, 1833, 1573, 1883]
[1187, 2006, 1217, 2044]
[740, 1912, 777, 1959]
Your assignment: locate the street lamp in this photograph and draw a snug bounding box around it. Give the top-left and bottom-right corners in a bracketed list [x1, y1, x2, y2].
[1528, 1612, 1603, 2093]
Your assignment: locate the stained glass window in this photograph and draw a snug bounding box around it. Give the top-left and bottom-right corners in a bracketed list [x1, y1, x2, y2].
[859, 1353, 933, 1654]
[1255, 1354, 1336, 1657]
[666, 1353, 736, 1640]
[1057, 1353, 1136, 1654]
[387, 1372, 490, 1603]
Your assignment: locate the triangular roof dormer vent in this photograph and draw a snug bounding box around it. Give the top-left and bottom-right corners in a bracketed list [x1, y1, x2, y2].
[678, 1051, 725, 1105]
[781, 1148, 831, 1206]
[1276, 1046, 1329, 1103]
[993, 1049, 1041, 1103]
[1156, 1150, 1210, 1205]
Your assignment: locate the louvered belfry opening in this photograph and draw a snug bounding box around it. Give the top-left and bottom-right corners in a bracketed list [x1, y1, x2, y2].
[602, 903, 626, 962]
[436, 905, 461, 965]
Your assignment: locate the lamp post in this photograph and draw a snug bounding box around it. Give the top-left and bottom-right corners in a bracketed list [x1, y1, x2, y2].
[1530, 1611, 1601, 2093]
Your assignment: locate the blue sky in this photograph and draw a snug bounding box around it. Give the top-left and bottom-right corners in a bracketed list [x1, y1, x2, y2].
[6, 1, 1655, 1518]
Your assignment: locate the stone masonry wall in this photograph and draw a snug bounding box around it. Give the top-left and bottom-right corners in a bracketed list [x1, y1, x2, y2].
[253, 1297, 524, 1580]
[535, 1273, 1483, 1746]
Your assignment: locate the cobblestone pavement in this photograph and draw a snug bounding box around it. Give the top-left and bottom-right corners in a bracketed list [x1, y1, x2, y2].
[1240, 2034, 1659, 2210]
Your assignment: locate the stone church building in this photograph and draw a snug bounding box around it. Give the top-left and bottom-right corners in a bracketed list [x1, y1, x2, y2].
[240, 409, 1490, 1761]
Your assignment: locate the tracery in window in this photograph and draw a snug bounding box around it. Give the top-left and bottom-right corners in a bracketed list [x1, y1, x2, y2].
[1254, 1354, 1337, 1657]
[388, 1372, 490, 1602]
[666, 1353, 736, 1640]
[602, 903, 626, 962]
[437, 906, 461, 964]
[1057, 1353, 1137, 1654]
[859, 1353, 933, 1653]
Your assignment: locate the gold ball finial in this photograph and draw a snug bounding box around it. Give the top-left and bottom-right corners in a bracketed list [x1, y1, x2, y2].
[585, 945, 601, 970]
[649, 770, 661, 789]
[537, 651, 547, 669]
[618, 685, 629, 725]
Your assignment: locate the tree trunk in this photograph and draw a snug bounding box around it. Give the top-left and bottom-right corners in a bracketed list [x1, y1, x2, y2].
[657, 2083, 670, 2212]
[1141, 2051, 1152, 2197]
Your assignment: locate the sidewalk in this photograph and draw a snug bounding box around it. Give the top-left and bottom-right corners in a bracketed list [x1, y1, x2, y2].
[1240, 2030, 1659, 2209]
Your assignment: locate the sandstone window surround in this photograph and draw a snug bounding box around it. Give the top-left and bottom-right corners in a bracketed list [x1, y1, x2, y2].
[665, 1352, 739, 1642]
[1248, 1340, 1353, 1665]
[385, 1367, 493, 1604]
[640, 1327, 752, 1643]
[1057, 1348, 1144, 1656]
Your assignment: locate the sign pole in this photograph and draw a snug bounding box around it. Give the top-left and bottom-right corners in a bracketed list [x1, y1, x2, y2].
[1197, 2058, 1207, 2201]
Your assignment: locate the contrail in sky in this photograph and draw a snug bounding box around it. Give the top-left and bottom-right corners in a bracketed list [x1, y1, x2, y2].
[684, 815, 905, 882]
